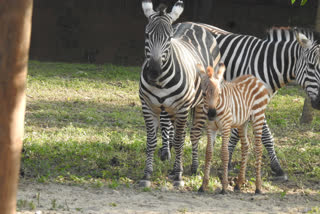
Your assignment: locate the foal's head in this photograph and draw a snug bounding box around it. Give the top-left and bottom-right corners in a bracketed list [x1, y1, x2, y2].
[197, 63, 226, 121]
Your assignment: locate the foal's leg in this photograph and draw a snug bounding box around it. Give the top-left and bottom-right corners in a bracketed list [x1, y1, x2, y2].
[235, 122, 249, 191]
[199, 127, 217, 192]
[221, 126, 231, 194]
[252, 117, 264, 194]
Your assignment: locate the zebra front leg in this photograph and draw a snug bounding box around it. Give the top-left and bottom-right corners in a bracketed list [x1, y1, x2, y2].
[228, 128, 240, 171]
[234, 122, 249, 191]
[159, 111, 174, 161]
[172, 114, 188, 187]
[139, 111, 159, 187]
[199, 127, 217, 192]
[221, 126, 231, 194]
[262, 121, 287, 179]
[190, 105, 207, 175]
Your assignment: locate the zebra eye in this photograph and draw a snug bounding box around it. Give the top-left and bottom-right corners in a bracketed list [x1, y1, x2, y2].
[202, 92, 206, 97]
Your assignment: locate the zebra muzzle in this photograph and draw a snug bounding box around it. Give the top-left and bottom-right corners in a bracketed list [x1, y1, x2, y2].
[207, 108, 217, 121]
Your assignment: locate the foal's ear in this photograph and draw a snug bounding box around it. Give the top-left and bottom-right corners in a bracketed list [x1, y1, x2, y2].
[206, 66, 214, 78]
[215, 63, 226, 82]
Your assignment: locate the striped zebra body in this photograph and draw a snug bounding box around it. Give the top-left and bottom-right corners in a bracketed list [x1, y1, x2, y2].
[213, 27, 320, 177]
[159, 24, 320, 178]
[198, 64, 270, 194]
[139, 1, 220, 186]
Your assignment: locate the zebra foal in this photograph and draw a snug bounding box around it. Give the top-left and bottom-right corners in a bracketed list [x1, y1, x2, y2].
[197, 63, 270, 194]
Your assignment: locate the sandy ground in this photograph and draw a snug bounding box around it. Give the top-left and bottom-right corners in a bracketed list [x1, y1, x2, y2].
[16, 179, 320, 214]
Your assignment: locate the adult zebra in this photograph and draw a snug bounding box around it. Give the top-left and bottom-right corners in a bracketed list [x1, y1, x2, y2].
[159, 24, 320, 179]
[139, 0, 220, 187]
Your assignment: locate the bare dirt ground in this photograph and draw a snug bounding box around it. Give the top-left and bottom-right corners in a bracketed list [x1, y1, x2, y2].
[17, 179, 319, 214]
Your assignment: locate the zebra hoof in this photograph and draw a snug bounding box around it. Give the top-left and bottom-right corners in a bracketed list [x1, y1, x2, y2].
[139, 180, 151, 188]
[271, 165, 288, 181]
[234, 184, 241, 192]
[198, 185, 205, 193]
[173, 180, 185, 187]
[255, 189, 262, 194]
[220, 189, 227, 195]
[159, 149, 171, 161]
[271, 173, 288, 182]
[191, 166, 198, 175]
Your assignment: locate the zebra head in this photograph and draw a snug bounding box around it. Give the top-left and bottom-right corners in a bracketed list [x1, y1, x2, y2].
[294, 29, 320, 110]
[197, 63, 226, 121]
[142, 0, 184, 84]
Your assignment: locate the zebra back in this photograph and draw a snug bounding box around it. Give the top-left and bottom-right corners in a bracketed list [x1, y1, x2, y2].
[192, 23, 320, 109]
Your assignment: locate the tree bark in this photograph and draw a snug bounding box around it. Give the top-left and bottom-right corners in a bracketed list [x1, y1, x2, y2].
[300, 0, 320, 124]
[0, 0, 33, 213]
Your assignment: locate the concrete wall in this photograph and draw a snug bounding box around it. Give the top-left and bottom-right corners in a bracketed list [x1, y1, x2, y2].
[30, 0, 317, 66]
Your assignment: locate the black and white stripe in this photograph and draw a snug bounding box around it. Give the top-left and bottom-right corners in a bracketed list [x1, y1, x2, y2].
[191, 24, 320, 177]
[139, 1, 220, 186]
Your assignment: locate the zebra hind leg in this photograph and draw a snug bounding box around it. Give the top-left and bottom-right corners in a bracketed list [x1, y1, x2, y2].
[261, 122, 287, 180]
[228, 128, 240, 171]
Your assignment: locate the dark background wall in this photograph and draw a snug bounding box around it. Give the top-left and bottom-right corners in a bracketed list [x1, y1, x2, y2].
[30, 0, 317, 66]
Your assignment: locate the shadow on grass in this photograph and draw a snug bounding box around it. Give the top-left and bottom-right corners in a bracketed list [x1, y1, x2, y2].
[26, 99, 144, 131]
[28, 60, 141, 82]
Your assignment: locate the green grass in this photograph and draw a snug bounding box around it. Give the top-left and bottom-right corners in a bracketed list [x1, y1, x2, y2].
[22, 60, 320, 193]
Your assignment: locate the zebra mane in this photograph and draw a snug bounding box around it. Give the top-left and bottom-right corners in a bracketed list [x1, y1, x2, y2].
[156, 3, 167, 15]
[265, 27, 320, 43]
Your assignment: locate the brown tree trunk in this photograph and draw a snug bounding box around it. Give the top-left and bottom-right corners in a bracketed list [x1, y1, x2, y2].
[0, 0, 33, 213]
[300, 0, 320, 124]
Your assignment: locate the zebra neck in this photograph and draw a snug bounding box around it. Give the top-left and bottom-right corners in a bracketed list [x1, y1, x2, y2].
[216, 81, 229, 107]
[155, 51, 179, 88]
[289, 45, 306, 87]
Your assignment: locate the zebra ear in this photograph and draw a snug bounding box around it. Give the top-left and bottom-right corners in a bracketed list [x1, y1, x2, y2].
[295, 32, 312, 49]
[215, 63, 226, 82]
[196, 64, 208, 91]
[142, 0, 155, 18]
[196, 64, 207, 79]
[168, 0, 184, 22]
